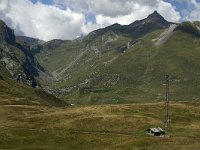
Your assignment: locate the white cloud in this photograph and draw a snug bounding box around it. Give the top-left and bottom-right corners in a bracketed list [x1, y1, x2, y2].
[173, 0, 200, 21]
[55, 0, 181, 32]
[54, 0, 90, 12]
[156, 1, 181, 22]
[82, 21, 101, 35]
[184, 0, 200, 21]
[0, 0, 182, 41]
[0, 0, 85, 41]
[90, 0, 180, 27]
[91, 0, 135, 17]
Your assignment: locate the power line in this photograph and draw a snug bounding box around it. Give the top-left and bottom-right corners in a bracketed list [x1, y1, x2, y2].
[163, 75, 170, 136]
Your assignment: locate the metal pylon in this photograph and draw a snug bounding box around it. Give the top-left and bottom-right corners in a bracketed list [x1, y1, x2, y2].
[164, 75, 170, 135]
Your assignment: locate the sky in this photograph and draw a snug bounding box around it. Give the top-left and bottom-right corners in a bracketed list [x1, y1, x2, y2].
[0, 0, 200, 41]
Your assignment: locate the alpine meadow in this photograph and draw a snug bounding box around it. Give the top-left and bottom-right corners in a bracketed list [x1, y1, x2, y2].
[0, 0, 200, 149]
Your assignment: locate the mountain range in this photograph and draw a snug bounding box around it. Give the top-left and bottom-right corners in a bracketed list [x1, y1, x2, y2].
[0, 11, 200, 105]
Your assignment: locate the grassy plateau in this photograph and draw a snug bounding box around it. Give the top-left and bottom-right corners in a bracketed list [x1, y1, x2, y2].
[0, 101, 200, 150]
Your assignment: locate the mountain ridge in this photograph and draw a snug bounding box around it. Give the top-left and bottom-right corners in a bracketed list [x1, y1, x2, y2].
[92, 11, 172, 39]
[28, 12, 200, 104]
[1, 11, 200, 104]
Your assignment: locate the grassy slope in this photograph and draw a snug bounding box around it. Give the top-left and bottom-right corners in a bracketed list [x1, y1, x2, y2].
[104, 30, 200, 102]
[0, 65, 65, 106]
[36, 29, 200, 104]
[0, 102, 200, 149]
[0, 79, 66, 106]
[36, 40, 86, 72]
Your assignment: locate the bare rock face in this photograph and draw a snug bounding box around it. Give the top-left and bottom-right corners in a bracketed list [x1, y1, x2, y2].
[0, 21, 16, 44]
[0, 20, 43, 88]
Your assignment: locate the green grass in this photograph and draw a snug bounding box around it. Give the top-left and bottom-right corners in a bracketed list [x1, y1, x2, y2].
[34, 28, 200, 104]
[0, 102, 200, 149]
[0, 78, 66, 106]
[36, 40, 86, 72]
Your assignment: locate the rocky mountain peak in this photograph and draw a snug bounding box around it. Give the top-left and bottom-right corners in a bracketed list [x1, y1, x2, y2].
[0, 20, 16, 44]
[147, 11, 164, 20]
[145, 11, 170, 26]
[91, 11, 171, 40]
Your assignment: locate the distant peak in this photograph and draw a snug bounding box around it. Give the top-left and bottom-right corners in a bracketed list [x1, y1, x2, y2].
[153, 10, 159, 14]
[147, 11, 164, 20]
[111, 23, 121, 27]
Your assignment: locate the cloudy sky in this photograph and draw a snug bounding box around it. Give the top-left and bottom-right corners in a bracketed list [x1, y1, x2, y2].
[0, 0, 200, 41]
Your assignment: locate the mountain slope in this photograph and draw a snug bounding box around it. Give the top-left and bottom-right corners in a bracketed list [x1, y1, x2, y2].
[23, 12, 200, 104]
[0, 20, 41, 84]
[35, 11, 171, 73]
[0, 20, 66, 106]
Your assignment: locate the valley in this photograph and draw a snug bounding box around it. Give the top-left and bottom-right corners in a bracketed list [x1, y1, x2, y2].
[34, 22, 200, 104]
[0, 10, 200, 150]
[1, 11, 200, 105]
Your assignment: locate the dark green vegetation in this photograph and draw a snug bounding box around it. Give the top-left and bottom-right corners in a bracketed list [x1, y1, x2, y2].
[0, 102, 200, 149]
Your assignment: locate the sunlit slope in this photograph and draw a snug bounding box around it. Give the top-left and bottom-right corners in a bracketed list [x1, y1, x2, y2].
[31, 15, 200, 104]
[0, 77, 66, 106]
[0, 102, 200, 149]
[35, 27, 200, 104]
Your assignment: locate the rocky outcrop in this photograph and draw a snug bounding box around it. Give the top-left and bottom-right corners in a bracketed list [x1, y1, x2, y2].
[0, 21, 15, 44]
[0, 20, 43, 87]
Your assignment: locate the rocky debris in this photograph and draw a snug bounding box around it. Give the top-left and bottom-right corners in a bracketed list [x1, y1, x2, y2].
[0, 52, 20, 77]
[16, 72, 38, 88]
[105, 74, 120, 88]
[155, 24, 178, 46]
[53, 47, 90, 80]
[102, 31, 119, 44]
[39, 71, 57, 84]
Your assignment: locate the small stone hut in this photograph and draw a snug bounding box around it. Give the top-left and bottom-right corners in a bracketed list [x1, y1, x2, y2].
[146, 127, 165, 136]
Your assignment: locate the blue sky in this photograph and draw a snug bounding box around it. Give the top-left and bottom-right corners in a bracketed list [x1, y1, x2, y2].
[165, 0, 187, 11]
[165, 0, 200, 20]
[31, 0, 54, 5]
[0, 0, 200, 40]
